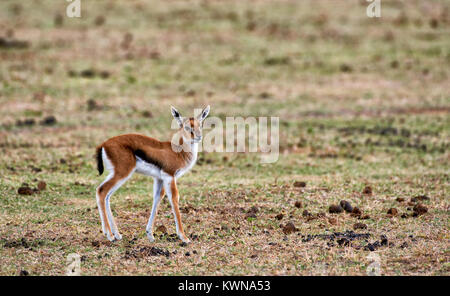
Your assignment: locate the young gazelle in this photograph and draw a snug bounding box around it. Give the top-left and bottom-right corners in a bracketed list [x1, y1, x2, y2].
[95, 106, 210, 243]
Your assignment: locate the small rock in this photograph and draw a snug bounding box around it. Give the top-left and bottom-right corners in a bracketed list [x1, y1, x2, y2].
[275, 213, 284, 220]
[350, 207, 362, 217]
[37, 181, 46, 191]
[282, 222, 297, 235]
[91, 241, 100, 247]
[19, 270, 29, 276]
[156, 225, 167, 234]
[362, 186, 372, 195]
[340, 63, 353, 72]
[302, 210, 311, 217]
[365, 244, 375, 251]
[413, 203, 428, 216]
[387, 208, 398, 216]
[40, 115, 57, 126]
[141, 111, 153, 118]
[185, 252, 190, 257]
[248, 206, 259, 214]
[337, 238, 350, 246]
[396, 197, 405, 202]
[293, 181, 306, 188]
[353, 223, 367, 230]
[18, 186, 34, 195]
[411, 195, 430, 202]
[328, 217, 337, 225]
[328, 204, 343, 214]
[380, 235, 388, 246]
[340, 200, 353, 213]
[294, 201, 302, 208]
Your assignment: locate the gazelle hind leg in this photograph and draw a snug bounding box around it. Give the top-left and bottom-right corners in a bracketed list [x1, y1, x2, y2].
[105, 171, 134, 240]
[164, 178, 190, 243]
[146, 178, 164, 242]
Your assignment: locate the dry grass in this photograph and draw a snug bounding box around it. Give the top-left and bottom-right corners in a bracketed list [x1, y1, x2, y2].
[0, 0, 449, 275]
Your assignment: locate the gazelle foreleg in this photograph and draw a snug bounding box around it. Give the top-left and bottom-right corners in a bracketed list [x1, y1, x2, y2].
[164, 177, 190, 243]
[146, 178, 165, 242]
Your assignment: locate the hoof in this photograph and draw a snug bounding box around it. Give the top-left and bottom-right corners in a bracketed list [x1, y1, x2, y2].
[114, 233, 122, 240]
[180, 236, 191, 244]
[146, 231, 155, 243]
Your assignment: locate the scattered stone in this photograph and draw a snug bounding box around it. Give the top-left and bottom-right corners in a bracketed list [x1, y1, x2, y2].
[396, 197, 405, 202]
[413, 203, 428, 216]
[293, 181, 306, 188]
[94, 15, 106, 26]
[302, 210, 311, 217]
[80, 69, 95, 78]
[340, 63, 353, 73]
[401, 213, 409, 219]
[18, 186, 34, 195]
[430, 18, 438, 29]
[179, 242, 187, 247]
[328, 204, 343, 214]
[54, 13, 63, 27]
[387, 208, 398, 216]
[37, 181, 46, 191]
[337, 238, 350, 246]
[124, 246, 170, 259]
[185, 252, 191, 257]
[400, 241, 408, 249]
[294, 201, 302, 208]
[248, 206, 259, 214]
[0, 37, 30, 49]
[87, 99, 101, 111]
[91, 241, 100, 247]
[282, 222, 297, 235]
[411, 195, 430, 202]
[141, 110, 153, 118]
[350, 207, 362, 217]
[353, 223, 367, 230]
[380, 235, 388, 246]
[365, 243, 376, 251]
[362, 186, 372, 195]
[19, 270, 29, 276]
[16, 118, 35, 127]
[340, 200, 353, 213]
[360, 214, 371, 220]
[99, 71, 110, 79]
[275, 213, 284, 220]
[155, 225, 167, 234]
[40, 115, 57, 126]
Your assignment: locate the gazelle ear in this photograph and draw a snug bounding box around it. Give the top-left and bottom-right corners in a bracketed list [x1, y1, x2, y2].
[171, 106, 183, 127]
[197, 105, 210, 123]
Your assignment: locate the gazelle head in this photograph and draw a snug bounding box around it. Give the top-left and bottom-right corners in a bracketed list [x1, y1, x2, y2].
[171, 105, 210, 144]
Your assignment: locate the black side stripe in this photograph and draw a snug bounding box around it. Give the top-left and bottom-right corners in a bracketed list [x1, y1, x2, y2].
[134, 149, 163, 169]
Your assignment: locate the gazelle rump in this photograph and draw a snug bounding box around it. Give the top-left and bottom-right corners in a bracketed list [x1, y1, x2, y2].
[95, 106, 210, 243]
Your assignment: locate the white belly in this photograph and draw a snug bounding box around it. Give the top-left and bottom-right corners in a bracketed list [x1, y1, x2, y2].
[135, 156, 162, 178]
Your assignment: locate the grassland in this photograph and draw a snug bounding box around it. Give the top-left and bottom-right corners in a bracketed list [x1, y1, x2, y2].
[0, 0, 449, 275]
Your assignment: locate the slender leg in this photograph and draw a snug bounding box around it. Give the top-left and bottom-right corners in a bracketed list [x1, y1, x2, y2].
[97, 170, 134, 241]
[97, 172, 114, 236]
[164, 178, 190, 243]
[146, 178, 164, 242]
